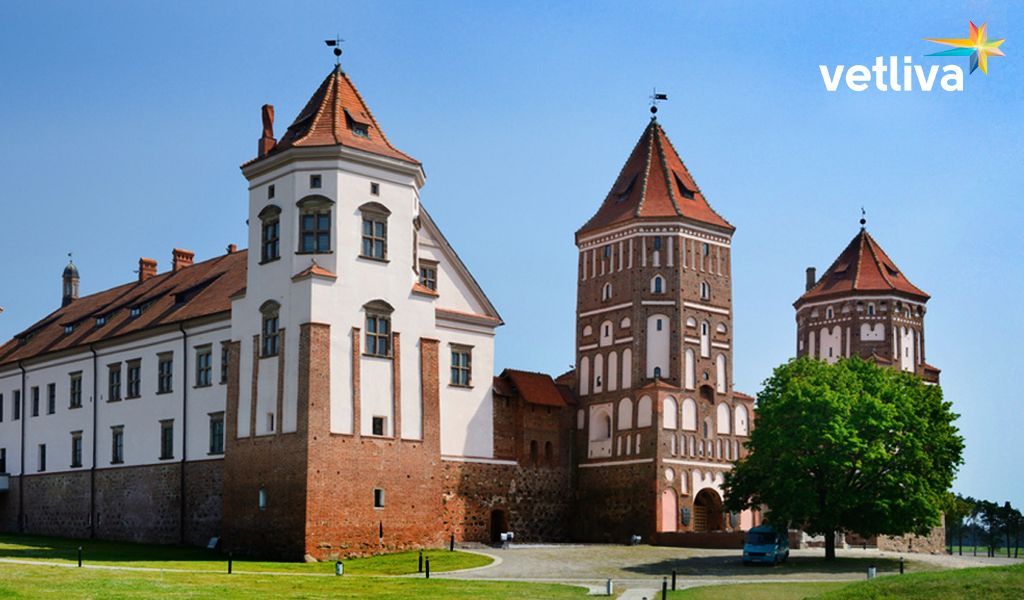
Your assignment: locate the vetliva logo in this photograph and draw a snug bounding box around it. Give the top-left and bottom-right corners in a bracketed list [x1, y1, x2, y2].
[820, 21, 1005, 92]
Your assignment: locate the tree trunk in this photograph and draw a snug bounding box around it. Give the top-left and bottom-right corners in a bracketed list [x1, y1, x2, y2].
[824, 531, 836, 560]
[958, 529, 963, 555]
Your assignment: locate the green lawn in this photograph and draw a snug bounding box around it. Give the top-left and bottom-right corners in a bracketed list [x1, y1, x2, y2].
[670, 582, 849, 600]
[0, 533, 489, 575]
[819, 561, 1024, 599]
[0, 562, 589, 599]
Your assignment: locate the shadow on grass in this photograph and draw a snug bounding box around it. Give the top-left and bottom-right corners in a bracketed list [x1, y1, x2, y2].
[624, 555, 911, 578]
[0, 533, 218, 564]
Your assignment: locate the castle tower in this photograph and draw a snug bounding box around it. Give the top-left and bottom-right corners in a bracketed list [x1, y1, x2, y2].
[572, 118, 757, 541]
[795, 226, 939, 383]
[61, 259, 79, 307]
[223, 60, 502, 559]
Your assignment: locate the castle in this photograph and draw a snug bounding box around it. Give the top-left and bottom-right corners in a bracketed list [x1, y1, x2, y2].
[0, 60, 938, 559]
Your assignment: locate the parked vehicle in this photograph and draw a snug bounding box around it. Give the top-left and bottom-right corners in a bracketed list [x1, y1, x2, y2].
[742, 525, 790, 565]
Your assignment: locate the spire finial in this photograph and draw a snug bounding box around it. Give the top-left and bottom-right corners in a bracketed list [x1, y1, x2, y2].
[67, 251, 73, 264]
[860, 207, 867, 230]
[325, 35, 344, 67]
[649, 88, 668, 119]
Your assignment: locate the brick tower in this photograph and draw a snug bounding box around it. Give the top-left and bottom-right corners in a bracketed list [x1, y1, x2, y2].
[572, 118, 757, 541]
[794, 225, 939, 383]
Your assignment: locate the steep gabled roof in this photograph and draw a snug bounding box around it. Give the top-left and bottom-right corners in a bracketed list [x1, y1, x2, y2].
[0, 251, 247, 367]
[250, 65, 418, 166]
[796, 229, 929, 306]
[578, 119, 733, 237]
[498, 369, 569, 407]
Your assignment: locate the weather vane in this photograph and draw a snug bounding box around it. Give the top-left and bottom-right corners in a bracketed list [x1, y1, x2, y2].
[325, 35, 344, 66]
[860, 207, 867, 229]
[649, 88, 668, 117]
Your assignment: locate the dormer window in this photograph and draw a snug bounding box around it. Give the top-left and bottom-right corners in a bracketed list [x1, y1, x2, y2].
[297, 196, 333, 254]
[259, 205, 281, 263]
[96, 316, 107, 327]
[352, 123, 369, 137]
[64, 324, 74, 335]
[129, 306, 142, 319]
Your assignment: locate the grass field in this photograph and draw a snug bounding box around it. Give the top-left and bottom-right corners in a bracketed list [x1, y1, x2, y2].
[0, 533, 488, 575]
[670, 582, 849, 599]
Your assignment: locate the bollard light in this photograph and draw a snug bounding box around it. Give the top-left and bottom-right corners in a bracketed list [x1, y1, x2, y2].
[867, 564, 877, 580]
[662, 576, 668, 599]
[228, 552, 233, 575]
[899, 556, 904, 575]
[672, 569, 677, 590]
[606, 578, 613, 596]
[335, 561, 344, 576]
[77, 546, 82, 568]
[418, 550, 423, 573]
[425, 557, 431, 579]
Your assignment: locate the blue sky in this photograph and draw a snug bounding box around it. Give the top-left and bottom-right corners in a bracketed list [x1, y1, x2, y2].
[0, 1, 1021, 507]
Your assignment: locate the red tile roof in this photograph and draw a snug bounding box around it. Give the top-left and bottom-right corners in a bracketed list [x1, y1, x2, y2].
[733, 391, 755, 401]
[251, 66, 418, 166]
[0, 251, 247, 367]
[291, 262, 337, 281]
[578, 119, 733, 237]
[499, 369, 570, 407]
[796, 229, 929, 306]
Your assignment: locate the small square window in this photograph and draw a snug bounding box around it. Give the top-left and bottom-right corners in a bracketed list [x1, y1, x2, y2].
[371, 416, 386, 436]
[129, 306, 142, 318]
[310, 174, 322, 189]
[64, 324, 74, 335]
[96, 316, 106, 327]
[268, 184, 275, 199]
[370, 182, 380, 196]
[373, 488, 385, 508]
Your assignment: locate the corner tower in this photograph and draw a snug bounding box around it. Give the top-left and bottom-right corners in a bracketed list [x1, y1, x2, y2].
[795, 226, 938, 382]
[572, 119, 757, 541]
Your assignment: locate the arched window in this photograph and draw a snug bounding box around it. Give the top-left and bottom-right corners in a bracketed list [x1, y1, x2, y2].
[363, 300, 394, 357]
[651, 276, 664, 294]
[716, 403, 731, 435]
[702, 417, 712, 438]
[297, 195, 333, 254]
[663, 397, 678, 429]
[260, 301, 281, 357]
[715, 354, 727, 394]
[593, 353, 604, 392]
[617, 398, 633, 430]
[734, 404, 749, 436]
[700, 281, 711, 301]
[868, 303, 876, 316]
[579, 356, 590, 395]
[621, 349, 632, 389]
[607, 351, 618, 391]
[700, 321, 710, 357]
[602, 282, 612, 301]
[682, 398, 697, 430]
[826, 306, 834, 319]
[600, 320, 614, 347]
[684, 349, 695, 390]
[359, 202, 390, 260]
[637, 396, 653, 428]
[259, 205, 281, 262]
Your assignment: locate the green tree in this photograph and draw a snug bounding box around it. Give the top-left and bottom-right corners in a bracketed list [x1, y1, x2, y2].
[944, 493, 973, 555]
[723, 357, 964, 560]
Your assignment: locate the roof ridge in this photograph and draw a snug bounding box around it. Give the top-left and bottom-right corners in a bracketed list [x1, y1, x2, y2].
[340, 71, 405, 157]
[851, 231, 866, 289]
[658, 126, 735, 228]
[295, 71, 335, 147]
[865, 231, 898, 288]
[653, 123, 684, 217]
[634, 121, 656, 218]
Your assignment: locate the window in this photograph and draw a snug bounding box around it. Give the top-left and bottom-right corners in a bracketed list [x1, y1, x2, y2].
[309, 174, 322, 189]
[159, 420, 174, 460]
[603, 245, 611, 258]
[653, 237, 662, 251]
[652, 276, 664, 294]
[0, 448, 6, 473]
[361, 215, 388, 259]
[373, 488, 385, 508]
[451, 346, 472, 387]
[220, 344, 230, 384]
[266, 412, 275, 433]
[700, 281, 711, 301]
[0, 393, 4, 422]
[602, 282, 612, 301]
[108, 364, 122, 401]
[371, 416, 386, 436]
[126, 360, 141, 398]
[258, 488, 268, 511]
[96, 315, 107, 327]
[38, 444, 46, 472]
[69, 372, 82, 408]
[64, 324, 74, 335]
[701, 243, 710, 256]
[129, 306, 142, 319]
[71, 431, 83, 468]
[209, 413, 224, 455]
[353, 123, 369, 138]
[656, 319, 663, 332]
[370, 182, 380, 196]
[13, 390, 20, 420]
[364, 301, 394, 358]
[195, 346, 212, 387]
[267, 184, 275, 199]
[868, 303, 876, 316]
[47, 383, 55, 414]
[259, 205, 281, 262]
[261, 302, 281, 357]
[654, 366, 662, 378]
[826, 307, 834, 319]
[111, 426, 124, 464]
[157, 354, 173, 394]
[31, 386, 39, 417]
[297, 196, 332, 254]
[419, 261, 438, 291]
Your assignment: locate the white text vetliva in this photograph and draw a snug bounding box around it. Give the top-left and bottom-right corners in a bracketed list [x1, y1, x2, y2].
[820, 56, 964, 92]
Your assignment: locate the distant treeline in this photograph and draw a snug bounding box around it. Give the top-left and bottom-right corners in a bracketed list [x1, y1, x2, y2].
[945, 494, 1022, 558]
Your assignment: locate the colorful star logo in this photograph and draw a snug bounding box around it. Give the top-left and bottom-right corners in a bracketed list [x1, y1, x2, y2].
[926, 21, 1005, 74]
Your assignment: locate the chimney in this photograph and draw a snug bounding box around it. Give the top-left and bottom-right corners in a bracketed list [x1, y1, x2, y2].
[139, 258, 157, 282]
[805, 267, 816, 291]
[258, 104, 276, 157]
[172, 248, 195, 272]
[227, 243, 237, 254]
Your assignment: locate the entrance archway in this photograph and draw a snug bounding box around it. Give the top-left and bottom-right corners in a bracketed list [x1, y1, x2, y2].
[489, 509, 509, 543]
[659, 488, 678, 532]
[692, 488, 724, 532]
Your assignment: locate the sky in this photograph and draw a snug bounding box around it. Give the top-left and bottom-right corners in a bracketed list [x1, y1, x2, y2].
[0, 1, 1021, 507]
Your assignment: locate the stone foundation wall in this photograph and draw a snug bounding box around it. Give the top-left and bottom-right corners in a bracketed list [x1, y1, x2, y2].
[876, 524, 946, 554]
[573, 462, 655, 543]
[441, 461, 573, 543]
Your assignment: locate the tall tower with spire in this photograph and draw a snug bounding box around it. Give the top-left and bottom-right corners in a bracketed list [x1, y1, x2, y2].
[794, 225, 939, 383]
[572, 117, 757, 540]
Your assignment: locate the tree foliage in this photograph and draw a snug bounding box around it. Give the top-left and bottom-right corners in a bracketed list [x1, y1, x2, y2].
[723, 357, 964, 559]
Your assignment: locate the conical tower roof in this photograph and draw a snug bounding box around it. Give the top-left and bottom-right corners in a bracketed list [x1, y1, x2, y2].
[796, 229, 929, 306]
[578, 120, 733, 238]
